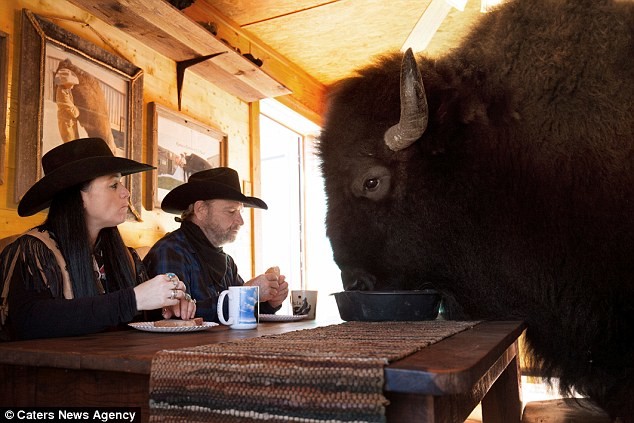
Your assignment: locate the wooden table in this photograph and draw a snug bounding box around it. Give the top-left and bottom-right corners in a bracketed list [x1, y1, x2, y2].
[0, 319, 525, 423]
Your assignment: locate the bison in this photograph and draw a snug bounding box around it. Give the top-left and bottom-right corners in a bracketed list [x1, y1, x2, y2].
[318, 0, 633, 420]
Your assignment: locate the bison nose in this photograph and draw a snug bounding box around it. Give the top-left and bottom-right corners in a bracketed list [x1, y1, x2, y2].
[341, 268, 377, 291]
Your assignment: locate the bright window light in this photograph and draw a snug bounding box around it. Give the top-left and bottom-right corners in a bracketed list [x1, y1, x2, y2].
[481, 0, 505, 12]
[445, 0, 467, 11]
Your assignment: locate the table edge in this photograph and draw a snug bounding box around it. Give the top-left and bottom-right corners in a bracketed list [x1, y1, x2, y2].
[385, 320, 526, 394]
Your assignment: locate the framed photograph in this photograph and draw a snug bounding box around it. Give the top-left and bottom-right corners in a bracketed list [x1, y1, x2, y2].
[148, 102, 227, 210]
[0, 31, 8, 185]
[16, 10, 144, 218]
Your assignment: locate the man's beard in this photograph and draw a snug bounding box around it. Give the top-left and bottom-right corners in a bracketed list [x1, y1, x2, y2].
[206, 221, 239, 246]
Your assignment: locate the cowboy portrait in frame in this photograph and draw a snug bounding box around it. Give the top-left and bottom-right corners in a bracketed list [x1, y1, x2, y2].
[16, 11, 144, 219]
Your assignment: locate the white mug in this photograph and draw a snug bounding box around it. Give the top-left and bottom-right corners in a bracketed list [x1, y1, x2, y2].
[291, 290, 318, 320]
[217, 286, 259, 329]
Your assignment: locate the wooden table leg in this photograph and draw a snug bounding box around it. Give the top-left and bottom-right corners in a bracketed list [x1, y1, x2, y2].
[386, 393, 436, 422]
[386, 391, 482, 423]
[481, 342, 523, 423]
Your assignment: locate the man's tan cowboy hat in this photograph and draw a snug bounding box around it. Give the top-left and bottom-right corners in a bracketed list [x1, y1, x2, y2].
[161, 167, 268, 214]
[18, 137, 155, 217]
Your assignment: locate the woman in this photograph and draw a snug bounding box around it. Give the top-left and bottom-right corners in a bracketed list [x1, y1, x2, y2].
[0, 138, 195, 340]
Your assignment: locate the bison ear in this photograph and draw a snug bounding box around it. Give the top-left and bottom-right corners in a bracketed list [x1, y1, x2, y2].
[419, 86, 514, 156]
[430, 89, 517, 152]
[458, 97, 490, 125]
[453, 83, 516, 127]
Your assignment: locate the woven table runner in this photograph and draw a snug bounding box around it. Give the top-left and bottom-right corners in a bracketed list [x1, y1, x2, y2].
[149, 320, 479, 423]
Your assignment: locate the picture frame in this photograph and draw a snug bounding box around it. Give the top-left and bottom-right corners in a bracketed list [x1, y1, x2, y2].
[16, 10, 144, 218]
[0, 31, 8, 185]
[148, 102, 227, 210]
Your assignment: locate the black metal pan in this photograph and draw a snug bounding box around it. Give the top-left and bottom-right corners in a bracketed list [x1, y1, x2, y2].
[333, 290, 441, 321]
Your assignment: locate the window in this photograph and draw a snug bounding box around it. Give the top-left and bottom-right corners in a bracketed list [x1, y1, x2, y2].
[259, 100, 342, 318]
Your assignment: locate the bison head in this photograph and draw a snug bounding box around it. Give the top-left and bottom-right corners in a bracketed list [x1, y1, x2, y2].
[318, 49, 515, 310]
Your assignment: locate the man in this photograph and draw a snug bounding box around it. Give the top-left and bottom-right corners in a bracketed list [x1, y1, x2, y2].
[54, 67, 80, 142]
[143, 167, 288, 322]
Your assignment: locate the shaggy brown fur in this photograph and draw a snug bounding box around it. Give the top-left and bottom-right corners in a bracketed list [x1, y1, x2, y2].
[318, 0, 633, 420]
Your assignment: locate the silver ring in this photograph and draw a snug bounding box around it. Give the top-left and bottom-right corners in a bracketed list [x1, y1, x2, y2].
[169, 290, 176, 300]
[172, 280, 178, 288]
[184, 293, 192, 302]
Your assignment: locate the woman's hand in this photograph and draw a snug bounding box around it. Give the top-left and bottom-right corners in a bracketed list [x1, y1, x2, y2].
[133, 273, 196, 319]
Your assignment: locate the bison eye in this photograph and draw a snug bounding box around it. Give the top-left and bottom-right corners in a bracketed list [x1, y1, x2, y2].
[364, 178, 380, 191]
[352, 165, 392, 201]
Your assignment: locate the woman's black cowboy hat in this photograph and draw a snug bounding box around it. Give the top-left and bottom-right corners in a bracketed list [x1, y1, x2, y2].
[18, 137, 155, 217]
[161, 167, 268, 214]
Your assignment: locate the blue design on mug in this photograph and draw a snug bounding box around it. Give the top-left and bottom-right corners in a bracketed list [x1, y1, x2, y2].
[239, 286, 258, 324]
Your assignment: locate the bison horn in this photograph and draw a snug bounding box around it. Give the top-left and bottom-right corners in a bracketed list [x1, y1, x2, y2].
[384, 48, 428, 151]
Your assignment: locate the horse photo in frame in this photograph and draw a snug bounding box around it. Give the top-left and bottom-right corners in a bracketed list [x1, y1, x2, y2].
[148, 102, 227, 210]
[16, 10, 144, 218]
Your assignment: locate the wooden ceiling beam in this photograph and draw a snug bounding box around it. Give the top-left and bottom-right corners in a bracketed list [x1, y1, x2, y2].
[67, 0, 292, 103]
[183, 0, 326, 125]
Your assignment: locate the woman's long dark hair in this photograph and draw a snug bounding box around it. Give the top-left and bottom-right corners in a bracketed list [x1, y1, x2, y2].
[42, 182, 136, 298]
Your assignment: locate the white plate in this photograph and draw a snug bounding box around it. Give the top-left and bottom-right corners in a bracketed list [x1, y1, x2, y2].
[259, 314, 308, 322]
[128, 321, 218, 333]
